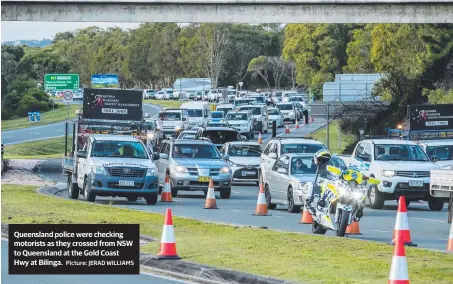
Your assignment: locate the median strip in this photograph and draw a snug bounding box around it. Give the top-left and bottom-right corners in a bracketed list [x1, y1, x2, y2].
[2, 184, 453, 283]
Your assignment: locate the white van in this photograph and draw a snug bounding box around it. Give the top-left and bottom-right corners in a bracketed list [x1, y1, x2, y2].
[180, 101, 211, 128]
[216, 103, 234, 117]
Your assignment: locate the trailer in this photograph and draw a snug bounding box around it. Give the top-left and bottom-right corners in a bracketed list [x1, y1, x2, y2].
[62, 88, 161, 204]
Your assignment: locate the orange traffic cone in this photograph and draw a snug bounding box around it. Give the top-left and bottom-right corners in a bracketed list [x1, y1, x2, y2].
[161, 174, 173, 202]
[252, 183, 271, 216]
[391, 196, 417, 247]
[157, 208, 181, 260]
[204, 179, 218, 209]
[447, 221, 453, 252]
[299, 205, 313, 224]
[295, 118, 299, 129]
[346, 220, 362, 235]
[388, 230, 410, 284]
[285, 124, 290, 134]
[257, 132, 263, 144]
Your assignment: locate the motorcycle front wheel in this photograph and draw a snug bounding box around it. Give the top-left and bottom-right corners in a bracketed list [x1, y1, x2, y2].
[312, 221, 327, 235]
[336, 209, 350, 237]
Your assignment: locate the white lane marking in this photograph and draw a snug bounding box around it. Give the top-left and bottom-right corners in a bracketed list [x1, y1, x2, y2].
[230, 209, 244, 212]
[140, 269, 193, 283]
[273, 215, 284, 218]
[3, 135, 66, 145]
[372, 230, 389, 233]
[411, 217, 447, 223]
[1, 121, 67, 133]
[232, 191, 241, 194]
[437, 238, 449, 241]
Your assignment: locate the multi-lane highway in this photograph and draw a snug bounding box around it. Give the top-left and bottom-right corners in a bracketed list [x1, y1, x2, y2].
[1, 103, 163, 145]
[1, 240, 191, 284]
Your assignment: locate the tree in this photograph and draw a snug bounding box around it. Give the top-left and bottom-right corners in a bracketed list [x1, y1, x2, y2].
[267, 57, 286, 89]
[248, 56, 271, 90]
[283, 61, 297, 89]
[343, 24, 375, 73]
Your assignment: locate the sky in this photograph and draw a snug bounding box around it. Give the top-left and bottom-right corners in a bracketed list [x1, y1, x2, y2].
[1, 22, 141, 42]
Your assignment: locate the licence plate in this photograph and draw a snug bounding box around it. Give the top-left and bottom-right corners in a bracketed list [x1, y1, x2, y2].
[119, 180, 134, 186]
[242, 171, 256, 176]
[408, 180, 423, 187]
[198, 176, 210, 182]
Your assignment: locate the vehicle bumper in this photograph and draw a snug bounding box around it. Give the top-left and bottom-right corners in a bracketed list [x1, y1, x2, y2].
[230, 126, 250, 134]
[170, 172, 232, 191]
[378, 176, 431, 200]
[90, 173, 159, 197]
[231, 166, 259, 183]
[268, 119, 281, 127]
[283, 114, 295, 120]
[293, 188, 305, 206]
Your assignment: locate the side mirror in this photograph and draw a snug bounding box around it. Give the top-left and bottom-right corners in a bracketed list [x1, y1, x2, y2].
[76, 151, 87, 158]
[223, 154, 230, 161]
[430, 155, 439, 163]
[268, 152, 278, 159]
[159, 153, 169, 159]
[153, 153, 160, 161]
[277, 168, 287, 174]
[182, 117, 187, 121]
[357, 153, 370, 162]
[241, 135, 248, 141]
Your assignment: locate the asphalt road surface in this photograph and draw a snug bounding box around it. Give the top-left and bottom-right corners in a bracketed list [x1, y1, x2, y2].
[1, 240, 191, 284]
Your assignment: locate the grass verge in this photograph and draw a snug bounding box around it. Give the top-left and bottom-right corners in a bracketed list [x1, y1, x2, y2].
[2, 105, 80, 131]
[3, 136, 70, 159]
[2, 184, 453, 284]
[311, 120, 356, 154]
[143, 99, 184, 109]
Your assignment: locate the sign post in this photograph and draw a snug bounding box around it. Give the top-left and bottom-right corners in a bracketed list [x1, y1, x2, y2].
[239, 81, 243, 91]
[44, 74, 79, 91]
[63, 90, 73, 121]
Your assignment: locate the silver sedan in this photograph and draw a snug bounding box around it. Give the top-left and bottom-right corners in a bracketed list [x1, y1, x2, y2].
[263, 153, 317, 213]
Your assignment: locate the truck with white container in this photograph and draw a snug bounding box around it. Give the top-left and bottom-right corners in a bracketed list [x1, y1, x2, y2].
[62, 88, 161, 204]
[430, 167, 453, 223]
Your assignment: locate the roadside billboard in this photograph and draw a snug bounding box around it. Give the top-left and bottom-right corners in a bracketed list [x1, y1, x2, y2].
[82, 88, 142, 121]
[91, 74, 119, 89]
[409, 104, 453, 131]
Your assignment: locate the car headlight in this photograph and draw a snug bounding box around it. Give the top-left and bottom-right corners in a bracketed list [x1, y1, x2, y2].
[91, 166, 106, 175]
[220, 167, 231, 174]
[175, 126, 181, 131]
[228, 161, 237, 167]
[174, 165, 188, 173]
[147, 168, 158, 176]
[382, 170, 396, 177]
[147, 133, 155, 139]
[289, 111, 294, 116]
[241, 123, 248, 127]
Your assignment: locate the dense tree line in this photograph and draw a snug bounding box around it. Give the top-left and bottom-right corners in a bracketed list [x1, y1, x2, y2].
[2, 23, 452, 134]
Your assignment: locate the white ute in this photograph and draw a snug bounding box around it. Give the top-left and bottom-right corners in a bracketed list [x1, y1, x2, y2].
[349, 139, 443, 210]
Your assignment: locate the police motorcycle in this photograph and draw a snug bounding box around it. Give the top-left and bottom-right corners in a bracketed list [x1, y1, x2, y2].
[302, 153, 380, 237]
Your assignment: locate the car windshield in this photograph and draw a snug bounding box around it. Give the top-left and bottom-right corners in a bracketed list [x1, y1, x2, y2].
[281, 144, 325, 154]
[91, 141, 148, 159]
[291, 157, 317, 174]
[228, 145, 262, 157]
[179, 132, 195, 139]
[268, 109, 280, 115]
[284, 93, 297, 97]
[249, 96, 265, 103]
[217, 107, 232, 116]
[426, 145, 453, 161]
[238, 107, 261, 115]
[212, 112, 224, 118]
[274, 92, 282, 97]
[184, 109, 203, 117]
[172, 144, 221, 159]
[226, 113, 248, 120]
[161, 112, 181, 121]
[166, 91, 174, 94]
[235, 100, 255, 106]
[277, 104, 293, 111]
[289, 97, 304, 101]
[374, 144, 430, 161]
[207, 123, 227, 127]
[203, 130, 239, 144]
[143, 122, 156, 130]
